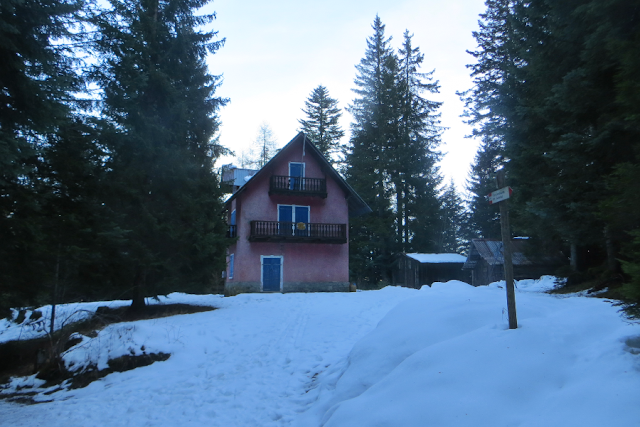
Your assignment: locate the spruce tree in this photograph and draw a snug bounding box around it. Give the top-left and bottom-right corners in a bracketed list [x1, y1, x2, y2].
[346, 16, 398, 285]
[346, 17, 443, 285]
[298, 85, 344, 161]
[394, 30, 443, 254]
[464, 136, 502, 240]
[438, 180, 467, 254]
[0, 0, 87, 309]
[92, 0, 228, 308]
[463, 0, 640, 283]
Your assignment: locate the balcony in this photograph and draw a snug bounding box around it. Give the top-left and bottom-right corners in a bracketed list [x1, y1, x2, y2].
[249, 221, 346, 244]
[269, 175, 327, 198]
[227, 225, 237, 238]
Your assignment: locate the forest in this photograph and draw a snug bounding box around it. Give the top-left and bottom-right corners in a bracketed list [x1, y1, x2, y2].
[1, 0, 639, 314]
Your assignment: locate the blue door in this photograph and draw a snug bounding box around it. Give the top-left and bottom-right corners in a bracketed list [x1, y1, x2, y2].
[278, 205, 293, 236]
[295, 206, 309, 236]
[262, 257, 281, 292]
[289, 163, 304, 190]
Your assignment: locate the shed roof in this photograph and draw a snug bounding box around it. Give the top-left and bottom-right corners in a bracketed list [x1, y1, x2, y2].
[405, 253, 467, 264]
[224, 132, 371, 217]
[462, 238, 564, 269]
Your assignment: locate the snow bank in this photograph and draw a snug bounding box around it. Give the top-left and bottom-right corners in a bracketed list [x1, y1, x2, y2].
[293, 279, 639, 427]
[0, 293, 222, 344]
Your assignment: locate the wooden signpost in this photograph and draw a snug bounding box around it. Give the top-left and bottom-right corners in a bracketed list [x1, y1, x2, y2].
[490, 170, 518, 329]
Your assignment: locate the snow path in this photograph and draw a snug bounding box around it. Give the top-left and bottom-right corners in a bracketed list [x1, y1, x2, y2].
[0, 288, 419, 427]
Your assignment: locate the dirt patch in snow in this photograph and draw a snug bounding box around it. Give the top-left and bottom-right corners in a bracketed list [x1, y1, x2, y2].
[0, 303, 214, 396]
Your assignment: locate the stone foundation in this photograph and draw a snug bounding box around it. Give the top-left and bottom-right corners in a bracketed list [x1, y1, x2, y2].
[224, 281, 261, 296]
[224, 281, 350, 296]
[282, 281, 350, 293]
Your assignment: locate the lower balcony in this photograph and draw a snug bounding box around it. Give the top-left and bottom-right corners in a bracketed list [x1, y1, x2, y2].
[249, 221, 347, 244]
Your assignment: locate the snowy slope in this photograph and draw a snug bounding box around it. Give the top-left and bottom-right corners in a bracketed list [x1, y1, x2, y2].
[295, 278, 640, 426]
[0, 288, 418, 426]
[1, 278, 639, 427]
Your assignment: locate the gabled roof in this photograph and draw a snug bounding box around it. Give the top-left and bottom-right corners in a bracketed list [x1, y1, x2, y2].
[463, 238, 564, 269]
[224, 132, 371, 217]
[405, 253, 467, 264]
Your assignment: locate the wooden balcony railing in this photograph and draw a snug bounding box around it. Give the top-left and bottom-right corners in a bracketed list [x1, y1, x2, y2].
[226, 225, 237, 238]
[249, 221, 346, 243]
[269, 175, 327, 198]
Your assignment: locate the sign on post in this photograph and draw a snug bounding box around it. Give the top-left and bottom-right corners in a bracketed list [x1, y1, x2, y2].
[487, 186, 513, 205]
[490, 173, 517, 330]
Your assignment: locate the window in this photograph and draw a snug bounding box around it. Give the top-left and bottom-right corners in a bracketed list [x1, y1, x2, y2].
[278, 205, 310, 236]
[289, 162, 305, 190]
[229, 210, 237, 238]
[278, 205, 310, 222]
[229, 254, 234, 280]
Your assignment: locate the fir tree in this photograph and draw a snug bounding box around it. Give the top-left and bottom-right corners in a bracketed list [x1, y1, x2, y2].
[346, 17, 443, 285]
[346, 16, 398, 285]
[92, 0, 229, 309]
[438, 180, 467, 254]
[394, 30, 443, 253]
[0, 0, 86, 309]
[298, 85, 344, 161]
[463, 0, 640, 284]
[464, 136, 502, 240]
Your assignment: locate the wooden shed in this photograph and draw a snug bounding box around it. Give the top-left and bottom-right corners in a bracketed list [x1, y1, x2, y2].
[392, 253, 468, 289]
[462, 238, 565, 286]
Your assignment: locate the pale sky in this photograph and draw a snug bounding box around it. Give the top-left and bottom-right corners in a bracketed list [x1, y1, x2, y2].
[202, 0, 487, 191]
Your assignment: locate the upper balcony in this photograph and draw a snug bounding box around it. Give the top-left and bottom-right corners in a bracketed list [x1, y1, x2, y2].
[226, 225, 237, 238]
[249, 221, 346, 244]
[269, 175, 327, 198]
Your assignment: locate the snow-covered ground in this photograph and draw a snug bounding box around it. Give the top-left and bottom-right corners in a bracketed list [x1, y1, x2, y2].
[1, 277, 639, 426]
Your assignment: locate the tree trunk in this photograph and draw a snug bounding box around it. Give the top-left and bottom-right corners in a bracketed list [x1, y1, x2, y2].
[50, 246, 61, 337]
[604, 226, 618, 273]
[570, 242, 578, 271]
[396, 180, 404, 252]
[130, 268, 147, 311]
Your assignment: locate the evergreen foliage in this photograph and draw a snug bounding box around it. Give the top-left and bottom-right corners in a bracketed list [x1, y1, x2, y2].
[438, 180, 467, 254]
[0, 0, 88, 309]
[298, 86, 344, 162]
[464, 137, 502, 240]
[346, 17, 443, 285]
[463, 0, 640, 299]
[91, 0, 228, 308]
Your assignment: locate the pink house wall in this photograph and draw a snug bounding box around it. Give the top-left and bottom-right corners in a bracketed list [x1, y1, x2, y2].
[225, 139, 350, 293]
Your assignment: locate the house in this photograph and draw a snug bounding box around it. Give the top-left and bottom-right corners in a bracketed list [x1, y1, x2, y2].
[462, 238, 566, 286]
[392, 253, 468, 288]
[223, 132, 371, 296]
[221, 164, 258, 194]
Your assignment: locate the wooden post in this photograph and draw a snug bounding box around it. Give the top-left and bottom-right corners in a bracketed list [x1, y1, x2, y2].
[497, 170, 517, 329]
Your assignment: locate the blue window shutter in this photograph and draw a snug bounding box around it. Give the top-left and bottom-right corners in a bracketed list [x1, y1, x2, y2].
[295, 206, 309, 223]
[229, 254, 234, 279]
[279, 205, 293, 222]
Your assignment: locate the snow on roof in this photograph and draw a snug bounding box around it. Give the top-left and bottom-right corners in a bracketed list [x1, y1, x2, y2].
[405, 253, 467, 264]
